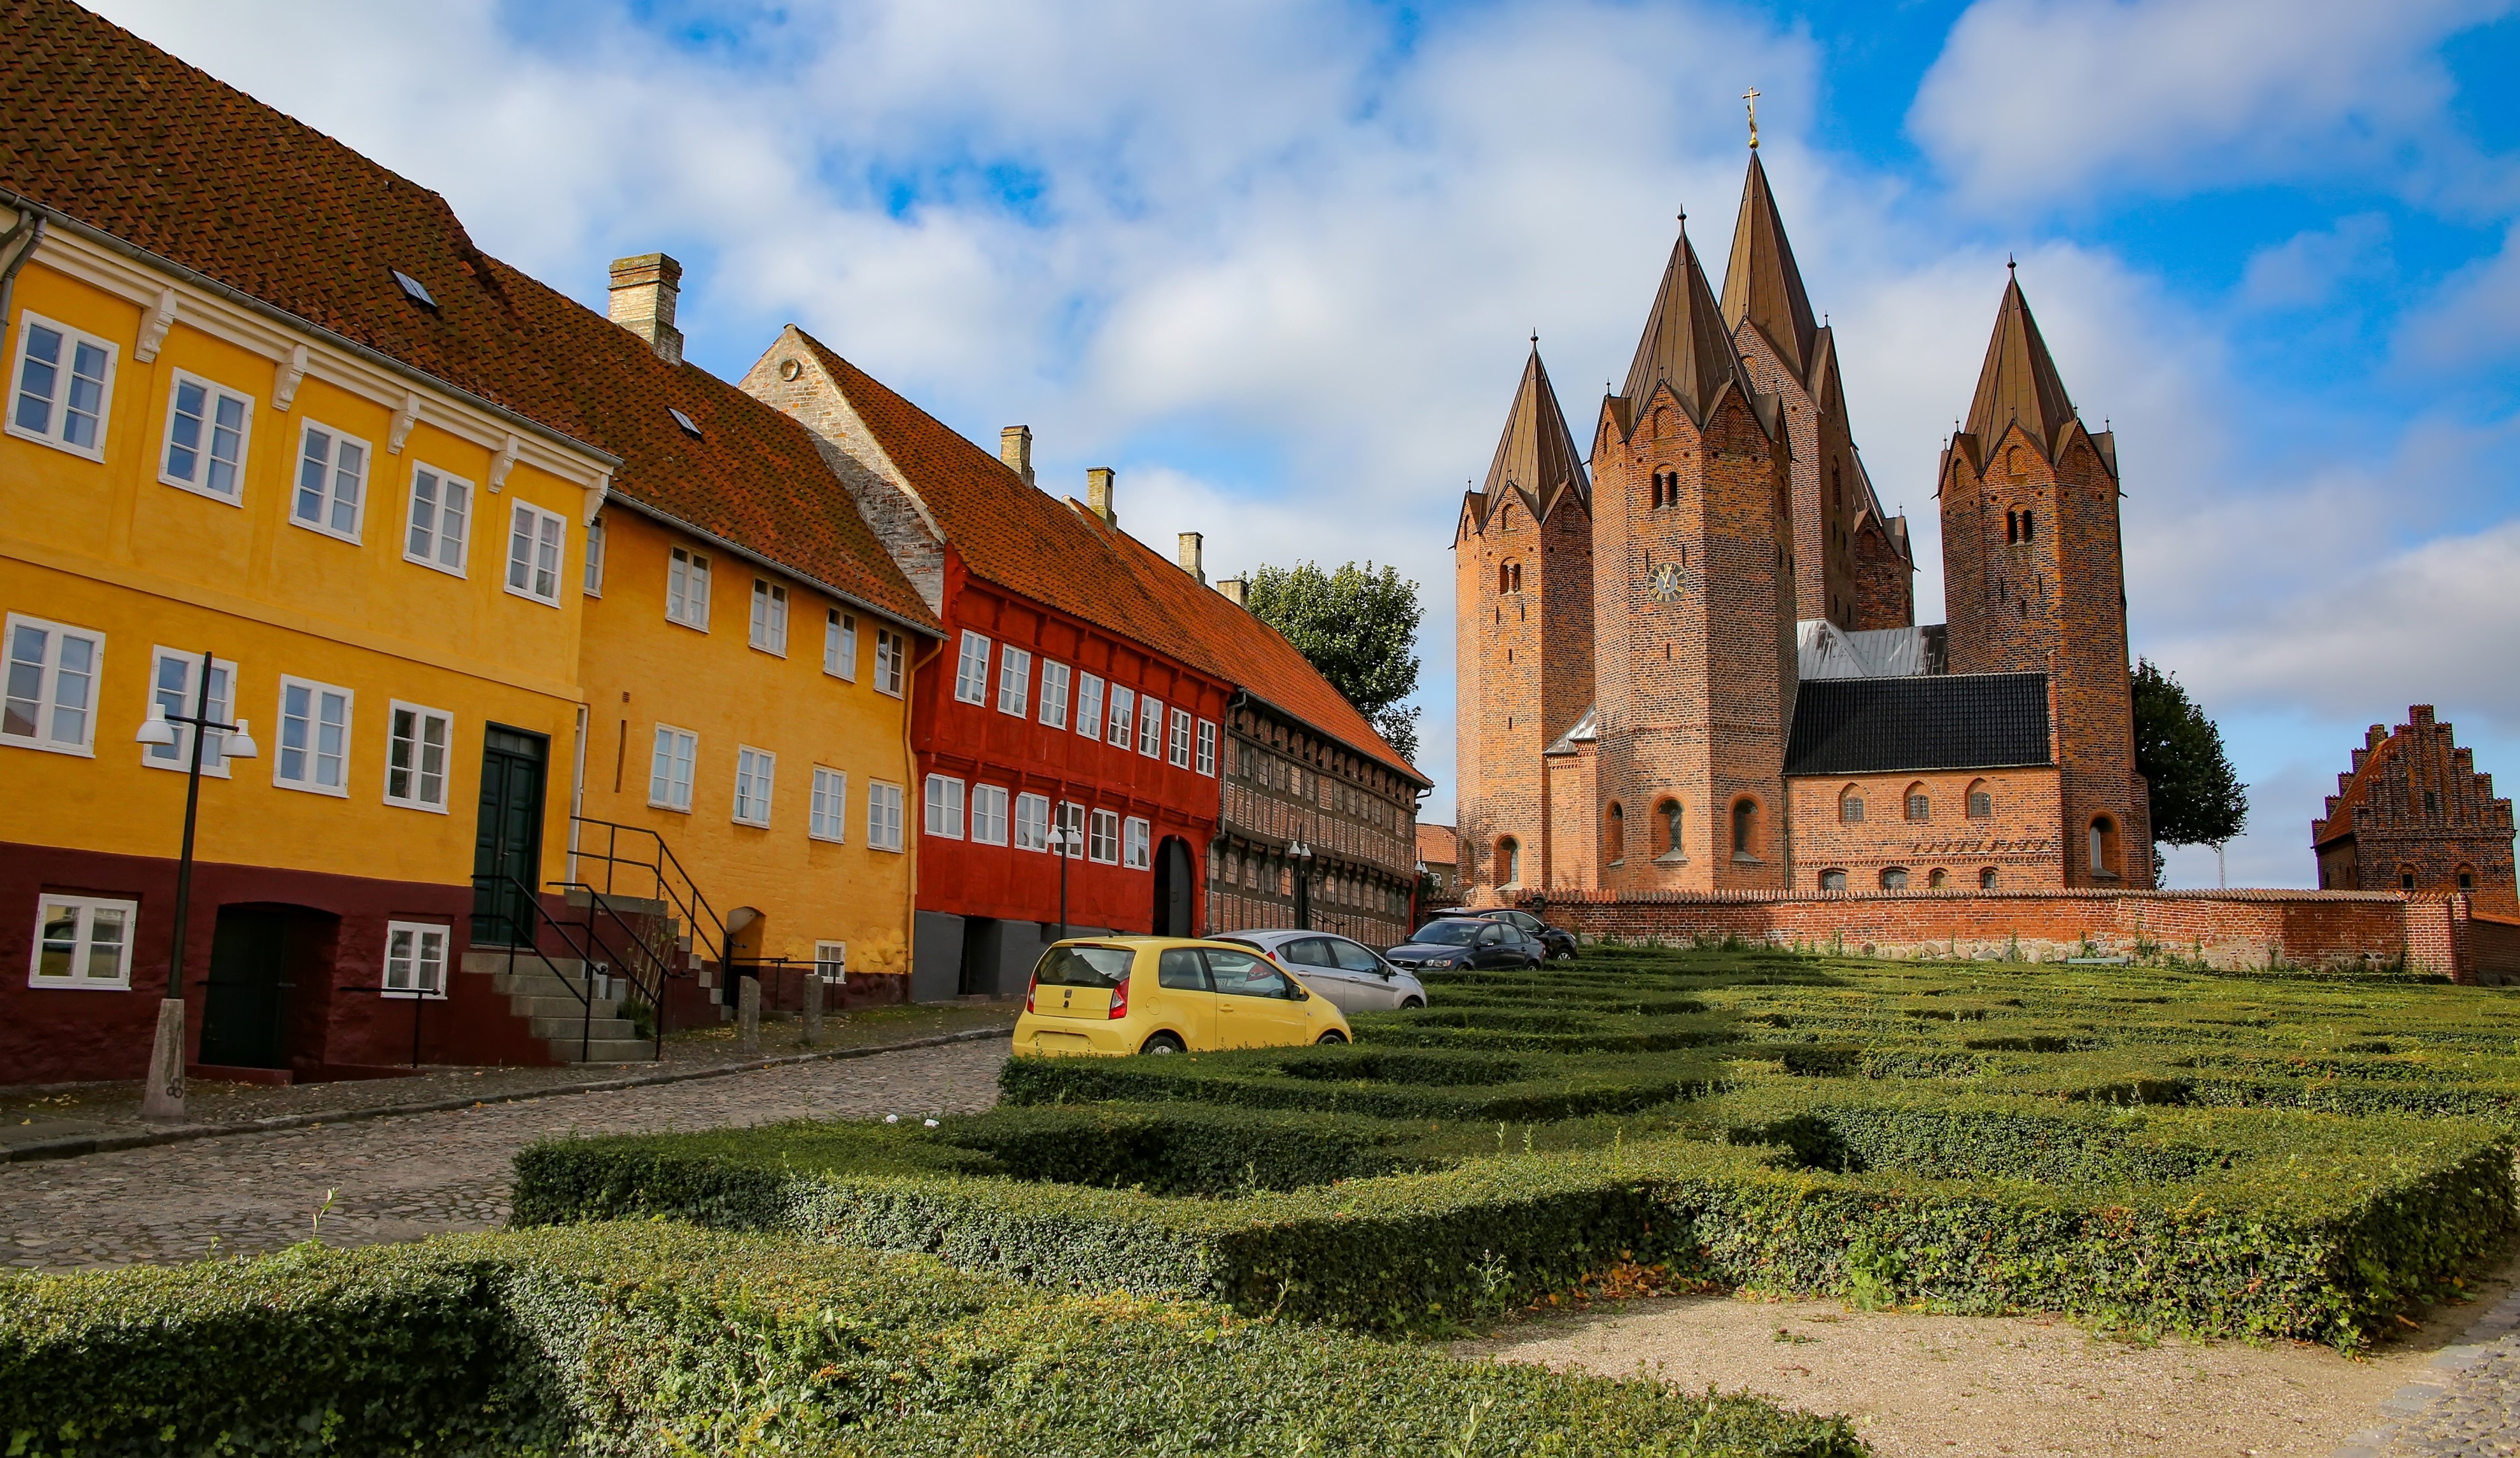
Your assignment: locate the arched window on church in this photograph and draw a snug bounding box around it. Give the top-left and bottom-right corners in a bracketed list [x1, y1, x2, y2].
[1979, 867, 1998, 890]
[2400, 864, 2417, 890]
[1499, 503, 1515, 532]
[1510, 563, 1524, 592]
[2021, 509, 2036, 542]
[1603, 803, 1625, 866]
[1498, 837, 1522, 888]
[1657, 799, 1684, 859]
[1966, 779, 1993, 819]
[1732, 798, 1760, 861]
[1928, 868, 1948, 889]
[1905, 783, 1930, 822]
[1820, 869, 1847, 891]
[1498, 563, 1509, 595]
[1880, 867, 1909, 891]
[2459, 864, 2479, 892]
[2090, 816, 2120, 878]
[2006, 510, 2018, 544]
[1838, 786, 1865, 824]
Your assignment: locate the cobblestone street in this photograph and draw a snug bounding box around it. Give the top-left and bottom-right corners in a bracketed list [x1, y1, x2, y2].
[1, 1039, 1008, 1270]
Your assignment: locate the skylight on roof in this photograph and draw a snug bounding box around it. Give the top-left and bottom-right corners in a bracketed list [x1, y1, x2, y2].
[391, 269, 436, 307]
[668, 407, 702, 438]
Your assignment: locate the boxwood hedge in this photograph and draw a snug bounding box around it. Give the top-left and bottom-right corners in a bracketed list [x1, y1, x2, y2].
[996, 1042, 1706, 1121]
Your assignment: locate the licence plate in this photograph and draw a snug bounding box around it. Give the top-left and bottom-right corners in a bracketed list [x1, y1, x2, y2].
[1031, 1031, 1093, 1055]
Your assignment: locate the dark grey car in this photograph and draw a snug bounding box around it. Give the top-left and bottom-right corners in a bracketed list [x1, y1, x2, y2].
[1382, 917, 1543, 972]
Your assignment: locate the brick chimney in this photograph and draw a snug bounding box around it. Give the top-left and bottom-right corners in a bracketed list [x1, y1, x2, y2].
[1000, 426, 1034, 486]
[608, 253, 684, 365]
[1176, 532, 1205, 583]
[1217, 576, 1249, 608]
[1086, 467, 1118, 526]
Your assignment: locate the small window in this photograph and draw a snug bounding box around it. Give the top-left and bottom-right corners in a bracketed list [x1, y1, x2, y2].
[1657, 799, 1683, 857]
[1168, 707, 1193, 768]
[382, 921, 449, 999]
[1880, 867, 1909, 891]
[1840, 792, 1865, 824]
[293, 422, 370, 541]
[809, 766, 847, 842]
[2459, 867, 2478, 891]
[1013, 792, 1051, 851]
[997, 647, 1031, 717]
[384, 702, 452, 811]
[750, 580, 789, 654]
[873, 629, 904, 696]
[1966, 781, 1992, 819]
[1604, 803, 1626, 864]
[866, 781, 905, 852]
[971, 784, 1010, 846]
[10, 312, 115, 460]
[273, 676, 352, 795]
[160, 371, 251, 501]
[1107, 685, 1136, 747]
[583, 515, 606, 595]
[404, 465, 472, 575]
[1089, 808, 1122, 864]
[1076, 673, 1106, 740]
[390, 269, 436, 307]
[1819, 869, 1847, 892]
[734, 746, 776, 827]
[815, 940, 848, 984]
[2090, 816, 2119, 877]
[1906, 791, 1930, 823]
[1732, 799, 1758, 859]
[2006, 510, 2018, 544]
[667, 546, 712, 629]
[1928, 868, 1948, 889]
[1039, 661, 1070, 728]
[506, 502, 566, 606]
[924, 774, 965, 839]
[824, 610, 857, 680]
[1498, 835, 1522, 888]
[2401, 867, 2418, 891]
[649, 725, 697, 811]
[2425, 790, 2441, 816]
[667, 406, 701, 438]
[1123, 816, 1152, 869]
[143, 648, 231, 776]
[29, 895, 136, 989]
[1138, 696, 1164, 757]
[1196, 719, 1217, 776]
[954, 631, 992, 705]
[2021, 510, 2035, 542]
[1980, 867, 1998, 890]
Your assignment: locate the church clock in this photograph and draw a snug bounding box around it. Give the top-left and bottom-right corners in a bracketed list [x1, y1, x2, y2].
[1647, 562, 1684, 603]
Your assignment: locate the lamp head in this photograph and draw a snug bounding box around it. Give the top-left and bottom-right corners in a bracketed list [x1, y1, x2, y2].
[135, 702, 177, 748]
[223, 718, 259, 760]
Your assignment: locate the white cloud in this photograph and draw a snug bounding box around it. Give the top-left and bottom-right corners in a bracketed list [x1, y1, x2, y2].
[2238, 214, 2393, 312]
[2399, 223, 2520, 367]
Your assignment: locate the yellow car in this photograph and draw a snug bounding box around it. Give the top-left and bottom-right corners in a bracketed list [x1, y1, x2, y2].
[1014, 935, 1353, 1057]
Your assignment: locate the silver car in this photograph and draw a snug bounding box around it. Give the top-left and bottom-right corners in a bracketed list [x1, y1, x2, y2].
[1214, 929, 1429, 1012]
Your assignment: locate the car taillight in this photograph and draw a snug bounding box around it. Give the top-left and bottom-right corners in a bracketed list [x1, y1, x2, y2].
[1025, 978, 1037, 1013]
[1108, 977, 1130, 1019]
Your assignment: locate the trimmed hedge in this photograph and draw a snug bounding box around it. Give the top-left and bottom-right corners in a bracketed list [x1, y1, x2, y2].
[997, 1042, 1703, 1121]
[0, 1224, 1864, 1457]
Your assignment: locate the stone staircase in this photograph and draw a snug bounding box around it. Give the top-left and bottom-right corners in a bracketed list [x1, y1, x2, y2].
[462, 950, 655, 1065]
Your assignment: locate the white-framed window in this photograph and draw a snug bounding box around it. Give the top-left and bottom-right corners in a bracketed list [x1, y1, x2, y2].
[649, 724, 697, 811]
[970, 784, 1009, 845]
[1168, 708, 1193, 768]
[1107, 685, 1135, 746]
[506, 501, 566, 607]
[292, 421, 369, 541]
[384, 702, 452, 811]
[9, 312, 115, 460]
[29, 894, 134, 990]
[750, 579, 789, 655]
[1139, 696, 1164, 758]
[734, 746, 776, 827]
[382, 920, 449, 999]
[583, 515, 606, 596]
[814, 940, 848, 984]
[924, 774, 965, 839]
[809, 766, 848, 842]
[403, 464, 472, 576]
[144, 648, 230, 777]
[1089, 808, 1120, 864]
[996, 647, 1031, 717]
[273, 676, 352, 795]
[867, 781, 905, 851]
[159, 370, 250, 502]
[873, 629, 904, 696]
[954, 631, 991, 705]
[666, 546, 711, 630]
[1076, 673, 1104, 740]
[824, 609, 857, 681]
[1039, 661, 1070, 729]
[1014, 792, 1051, 851]
[3, 615, 102, 757]
[1124, 816, 1152, 869]
[1195, 719, 1217, 776]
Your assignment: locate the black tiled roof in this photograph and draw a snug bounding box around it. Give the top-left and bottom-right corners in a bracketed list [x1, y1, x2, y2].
[1785, 673, 2053, 777]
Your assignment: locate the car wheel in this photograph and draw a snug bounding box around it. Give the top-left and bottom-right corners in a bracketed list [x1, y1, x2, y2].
[1140, 1032, 1186, 1056]
[1315, 1030, 1349, 1045]
[1400, 997, 1425, 1010]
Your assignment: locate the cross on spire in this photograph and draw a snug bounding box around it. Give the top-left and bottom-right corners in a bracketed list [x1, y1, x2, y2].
[1743, 87, 1760, 150]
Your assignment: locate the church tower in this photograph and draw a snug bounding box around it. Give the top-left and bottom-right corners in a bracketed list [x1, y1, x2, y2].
[1939, 269, 2152, 885]
[1455, 342, 1591, 902]
[1590, 218, 1796, 891]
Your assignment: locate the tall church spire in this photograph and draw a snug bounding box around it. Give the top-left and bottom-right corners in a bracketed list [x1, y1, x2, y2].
[1622, 218, 1741, 426]
[1481, 339, 1588, 510]
[1964, 267, 2079, 459]
[1719, 151, 1819, 382]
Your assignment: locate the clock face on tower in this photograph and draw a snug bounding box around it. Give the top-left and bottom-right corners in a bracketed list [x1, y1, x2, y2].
[1647, 562, 1684, 603]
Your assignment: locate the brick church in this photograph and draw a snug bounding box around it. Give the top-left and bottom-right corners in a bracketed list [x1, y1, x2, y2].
[1454, 147, 2152, 901]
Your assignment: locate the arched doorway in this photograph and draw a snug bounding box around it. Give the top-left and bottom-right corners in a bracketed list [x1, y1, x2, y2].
[1153, 837, 1195, 936]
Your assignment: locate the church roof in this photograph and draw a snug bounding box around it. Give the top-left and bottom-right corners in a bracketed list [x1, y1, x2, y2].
[1785, 673, 2052, 776]
[1720, 151, 1819, 383]
[1621, 220, 1746, 428]
[1796, 621, 1945, 679]
[1964, 270, 2079, 458]
[1480, 342, 1588, 513]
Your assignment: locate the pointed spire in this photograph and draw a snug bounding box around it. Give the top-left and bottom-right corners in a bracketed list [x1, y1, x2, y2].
[1621, 214, 1743, 426]
[1964, 269, 2077, 458]
[1719, 151, 1819, 382]
[1482, 340, 1589, 510]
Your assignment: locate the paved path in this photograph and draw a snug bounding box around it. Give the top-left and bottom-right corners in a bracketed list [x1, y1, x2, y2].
[2348, 1281, 2520, 1458]
[1, 1039, 1008, 1269]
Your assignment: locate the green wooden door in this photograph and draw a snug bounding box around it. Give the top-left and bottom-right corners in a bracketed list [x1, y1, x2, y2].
[198, 907, 290, 1068]
[471, 726, 547, 946]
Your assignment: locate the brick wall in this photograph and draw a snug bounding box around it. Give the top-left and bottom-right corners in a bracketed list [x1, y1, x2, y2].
[2313, 708, 2519, 914]
[1848, 512, 1912, 630]
[1788, 767, 2064, 891]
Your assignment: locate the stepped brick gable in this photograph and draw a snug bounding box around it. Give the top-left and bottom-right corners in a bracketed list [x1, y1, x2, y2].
[2316, 707, 2519, 914]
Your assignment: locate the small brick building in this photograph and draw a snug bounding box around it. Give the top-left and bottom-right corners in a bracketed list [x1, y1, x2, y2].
[2315, 707, 2518, 914]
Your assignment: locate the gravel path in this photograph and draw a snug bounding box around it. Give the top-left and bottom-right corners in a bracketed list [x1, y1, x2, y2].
[0, 1039, 1008, 1269]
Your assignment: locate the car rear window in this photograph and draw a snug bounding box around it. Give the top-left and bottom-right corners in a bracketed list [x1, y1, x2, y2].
[1413, 921, 1480, 946]
[1034, 944, 1135, 989]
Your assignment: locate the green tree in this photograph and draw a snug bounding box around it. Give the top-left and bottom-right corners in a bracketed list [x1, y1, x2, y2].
[1245, 560, 1423, 762]
[2132, 659, 2248, 852]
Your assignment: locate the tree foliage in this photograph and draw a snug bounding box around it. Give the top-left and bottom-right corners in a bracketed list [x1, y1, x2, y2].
[2132, 659, 2248, 847]
[1245, 561, 1423, 762]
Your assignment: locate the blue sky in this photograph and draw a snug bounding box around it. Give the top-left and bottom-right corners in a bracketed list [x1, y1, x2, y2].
[97, 0, 2520, 887]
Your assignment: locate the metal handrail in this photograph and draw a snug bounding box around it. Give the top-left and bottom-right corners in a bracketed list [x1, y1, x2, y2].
[470, 870, 614, 1063]
[568, 816, 731, 974]
[550, 879, 686, 1059]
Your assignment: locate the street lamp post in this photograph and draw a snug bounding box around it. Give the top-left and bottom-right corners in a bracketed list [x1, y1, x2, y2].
[1050, 821, 1082, 941]
[1288, 840, 1315, 930]
[132, 652, 259, 1121]
[1411, 858, 1429, 933]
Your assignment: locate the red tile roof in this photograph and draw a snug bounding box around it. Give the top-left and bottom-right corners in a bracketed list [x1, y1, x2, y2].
[1417, 823, 1457, 866]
